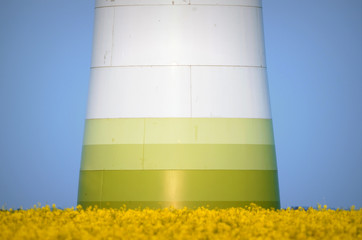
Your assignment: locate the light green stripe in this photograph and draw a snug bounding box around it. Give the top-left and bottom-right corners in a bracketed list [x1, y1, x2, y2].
[83, 118, 274, 145]
[78, 201, 280, 209]
[80, 144, 277, 170]
[78, 170, 280, 204]
[81, 144, 144, 170]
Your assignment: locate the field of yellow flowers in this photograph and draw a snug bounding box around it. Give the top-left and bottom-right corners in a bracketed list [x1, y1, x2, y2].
[1, 204, 361, 240]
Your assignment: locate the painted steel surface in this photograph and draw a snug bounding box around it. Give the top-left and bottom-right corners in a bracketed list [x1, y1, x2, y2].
[86, 67, 271, 118]
[91, 6, 266, 66]
[79, 0, 280, 209]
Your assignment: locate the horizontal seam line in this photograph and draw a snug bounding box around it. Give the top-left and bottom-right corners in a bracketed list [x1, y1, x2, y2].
[82, 144, 275, 145]
[78, 201, 278, 202]
[95, 5, 261, 8]
[91, 65, 266, 69]
[80, 169, 277, 171]
[85, 117, 272, 120]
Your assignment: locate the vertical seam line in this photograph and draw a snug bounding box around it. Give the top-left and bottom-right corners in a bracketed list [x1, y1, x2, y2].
[142, 119, 146, 169]
[100, 170, 104, 207]
[190, 65, 193, 118]
[110, 7, 115, 66]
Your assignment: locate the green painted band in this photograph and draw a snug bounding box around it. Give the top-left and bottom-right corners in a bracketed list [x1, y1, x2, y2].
[78, 201, 280, 209]
[83, 118, 275, 145]
[78, 170, 280, 203]
[80, 144, 277, 170]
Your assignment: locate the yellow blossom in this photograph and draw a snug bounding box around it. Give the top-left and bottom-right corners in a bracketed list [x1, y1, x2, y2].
[0, 205, 361, 240]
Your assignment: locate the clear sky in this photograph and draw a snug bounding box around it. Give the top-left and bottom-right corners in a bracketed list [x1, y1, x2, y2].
[0, 0, 361, 209]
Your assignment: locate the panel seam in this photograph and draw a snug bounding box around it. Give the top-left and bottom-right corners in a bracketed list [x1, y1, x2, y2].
[190, 65, 193, 118]
[85, 117, 273, 120]
[142, 119, 146, 169]
[100, 170, 104, 207]
[110, 7, 115, 66]
[91, 65, 267, 69]
[96, 5, 262, 9]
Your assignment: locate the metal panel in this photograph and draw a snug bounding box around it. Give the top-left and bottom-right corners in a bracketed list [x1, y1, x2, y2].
[95, 0, 261, 7]
[191, 0, 261, 7]
[110, 6, 265, 66]
[86, 66, 271, 119]
[81, 144, 277, 170]
[91, 8, 114, 67]
[96, 0, 190, 7]
[79, 170, 280, 202]
[83, 118, 275, 145]
[191, 67, 271, 118]
[86, 67, 191, 119]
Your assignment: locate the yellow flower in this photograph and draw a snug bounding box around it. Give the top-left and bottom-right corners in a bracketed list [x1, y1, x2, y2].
[0, 204, 361, 240]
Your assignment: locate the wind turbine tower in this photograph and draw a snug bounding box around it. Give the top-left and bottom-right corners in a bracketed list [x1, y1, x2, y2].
[78, 0, 280, 209]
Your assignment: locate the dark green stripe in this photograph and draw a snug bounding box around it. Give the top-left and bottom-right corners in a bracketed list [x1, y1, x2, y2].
[81, 144, 277, 170]
[78, 201, 280, 209]
[78, 170, 280, 208]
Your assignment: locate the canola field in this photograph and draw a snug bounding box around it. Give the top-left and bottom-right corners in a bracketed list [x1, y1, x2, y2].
[1, 204, 361, 240]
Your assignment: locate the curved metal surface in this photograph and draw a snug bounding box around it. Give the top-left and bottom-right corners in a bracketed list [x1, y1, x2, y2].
[79, 0, 280, 209]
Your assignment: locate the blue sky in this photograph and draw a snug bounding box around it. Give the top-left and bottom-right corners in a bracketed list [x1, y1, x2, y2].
[0, 0, 361, 209]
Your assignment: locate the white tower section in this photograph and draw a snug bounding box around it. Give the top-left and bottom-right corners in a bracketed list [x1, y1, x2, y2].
[87, 0, 270, 119]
